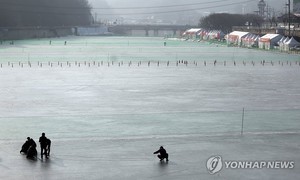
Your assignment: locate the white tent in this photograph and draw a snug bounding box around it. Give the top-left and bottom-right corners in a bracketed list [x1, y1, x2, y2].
[197, 29, 209, 40]
[277, 36, 285, 46]
[283, 37, 290, 43]
[258, 34, 282, 50]
[250, 35, 260, 48]
[284, 37, 300, 51]
[279, 37, 290, 51]
[206, 30, 225, 40]
[241, 34, 252, 47]
[227, 31, 250, 46]
[182, 28, 202, 39]
[242, 34, 260, 48]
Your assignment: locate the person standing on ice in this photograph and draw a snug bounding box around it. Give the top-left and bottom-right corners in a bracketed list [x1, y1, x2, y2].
[45, 138, 51, 156]
[153, 146, 169, 161]
[39, 133, 48, 159]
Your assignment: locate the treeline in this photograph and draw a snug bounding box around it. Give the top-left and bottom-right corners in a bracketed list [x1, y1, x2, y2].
[0, 0, 92, 27]
[199, 13, 264, 33]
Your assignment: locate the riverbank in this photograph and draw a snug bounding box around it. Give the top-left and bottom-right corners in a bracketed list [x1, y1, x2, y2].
[174, 37, 300, 55]
[0, 26, 109, 40]
[0, 36, 299, 63]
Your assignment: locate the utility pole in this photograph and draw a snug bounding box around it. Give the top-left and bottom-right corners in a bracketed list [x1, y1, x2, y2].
[241, 108, 245, 136]
[94, 13, 98, 24]
[287, 0, 291, 36]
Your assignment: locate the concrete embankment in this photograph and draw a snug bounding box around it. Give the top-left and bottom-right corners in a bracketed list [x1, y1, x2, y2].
[0, 26, 109, 40]
[0, 27, 73, 40]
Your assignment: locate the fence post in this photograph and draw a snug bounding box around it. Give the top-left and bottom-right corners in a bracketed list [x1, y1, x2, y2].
[241, 108, 245, 135]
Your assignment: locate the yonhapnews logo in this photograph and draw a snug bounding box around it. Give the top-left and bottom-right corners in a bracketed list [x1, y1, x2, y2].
[206, 156, 223, 174]
[206, 155, 295, 175]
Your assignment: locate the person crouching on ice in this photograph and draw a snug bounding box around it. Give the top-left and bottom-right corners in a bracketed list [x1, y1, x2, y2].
[20, 137, 36, 154]
[20, 137, 31, 154]
[153, 146, 169, 161]
[26, 143, 37, 160]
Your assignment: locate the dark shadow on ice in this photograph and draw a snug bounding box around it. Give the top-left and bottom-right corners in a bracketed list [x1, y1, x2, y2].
[153, 161, 169, 178]
[46, 156, 65, 167]
[40, 157, 52, 170]
[159, 160, 169, 167]
[25, 156, 38, 169]
[27, 156, 38, 162]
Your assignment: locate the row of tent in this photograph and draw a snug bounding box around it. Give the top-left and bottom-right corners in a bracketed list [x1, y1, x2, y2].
[182, 28, 225, 41]
[182, 28, 300, 51]
[227, 31, 300, 51]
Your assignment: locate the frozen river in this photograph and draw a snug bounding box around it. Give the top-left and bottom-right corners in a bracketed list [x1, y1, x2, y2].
[0, 37, 300, 179]
[1, 36, 299, 63]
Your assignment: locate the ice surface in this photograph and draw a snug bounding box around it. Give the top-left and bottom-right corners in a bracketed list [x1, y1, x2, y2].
[0, 37, 300, 179]
[1, 36, 299, 62]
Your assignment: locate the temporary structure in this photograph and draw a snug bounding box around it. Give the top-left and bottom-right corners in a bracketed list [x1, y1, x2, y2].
[258, 34, 282, 50]
[280, 37, 290, 51]
[182, 28, 202, 39]
[252, 35, 260, 47]
[227, 31, 250, 46]
[241, 34, 259, 47]
[284, 37, 300, 51]
[205, 30, 225, 40]
[197, 29, 210, 40]
[277, 36, 285, 46]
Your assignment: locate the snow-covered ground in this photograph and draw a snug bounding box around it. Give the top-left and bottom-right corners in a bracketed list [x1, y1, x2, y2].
[0, 37, 300, 179]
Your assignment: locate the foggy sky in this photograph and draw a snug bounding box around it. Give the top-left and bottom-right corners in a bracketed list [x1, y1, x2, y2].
[88, 0, 290, 24]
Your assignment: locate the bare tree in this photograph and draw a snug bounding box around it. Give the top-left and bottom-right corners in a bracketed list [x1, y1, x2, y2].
[199, 13, 263, 32]
[0, 0, 92, 27]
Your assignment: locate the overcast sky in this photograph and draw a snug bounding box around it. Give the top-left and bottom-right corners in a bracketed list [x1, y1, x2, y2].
[88, 0, 290, 23]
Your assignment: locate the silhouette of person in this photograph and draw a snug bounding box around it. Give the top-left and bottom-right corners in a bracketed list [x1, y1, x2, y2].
[26, 143, 37, 159]
[20, 137, 31, 154]
[29, 138, 36, 147]
[45, 138, 51, 156]
[39, 133, 48, 158]
[153, 146, 169, 161]
[20, 137, 36, 154]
